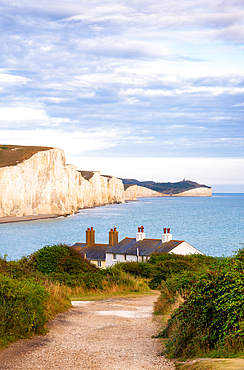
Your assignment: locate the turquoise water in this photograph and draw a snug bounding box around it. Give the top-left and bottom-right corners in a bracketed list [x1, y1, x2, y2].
[0, 194, 243, 260]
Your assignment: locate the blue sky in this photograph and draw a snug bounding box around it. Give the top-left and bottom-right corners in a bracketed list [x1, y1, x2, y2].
[0, 0, 244, 191]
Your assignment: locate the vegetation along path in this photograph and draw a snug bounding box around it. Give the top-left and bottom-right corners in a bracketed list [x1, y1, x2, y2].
[0, 294, 175, 370]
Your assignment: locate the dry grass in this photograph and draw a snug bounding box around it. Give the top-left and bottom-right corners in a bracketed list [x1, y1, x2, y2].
[0, 144, 53, 168]
[175, 358, 244, 370]
[154, 290, 184, 317]
[43, 281, 72, 320]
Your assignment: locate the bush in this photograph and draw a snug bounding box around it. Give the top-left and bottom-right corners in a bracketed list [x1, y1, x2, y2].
[113, 261, 154, 278]
[159, 251, 244, 358]
[149, 253, 216, 289]
[0, 273, 49, 346]
[20, 244, 104, 289]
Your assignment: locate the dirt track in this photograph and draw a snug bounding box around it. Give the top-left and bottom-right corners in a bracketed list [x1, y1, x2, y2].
[0, 294, 175, 370]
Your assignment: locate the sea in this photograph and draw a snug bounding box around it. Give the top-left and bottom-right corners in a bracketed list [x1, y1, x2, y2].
[0, 193, 243, 261]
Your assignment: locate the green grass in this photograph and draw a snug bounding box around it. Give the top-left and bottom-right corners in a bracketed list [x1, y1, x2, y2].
[69, 289, 159, 301]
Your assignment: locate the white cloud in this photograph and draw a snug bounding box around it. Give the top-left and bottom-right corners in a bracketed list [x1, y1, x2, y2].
[121, 86, 244, 98]
[0, 0, 243, 165]
[0, 73, 30, 85]
[0, 107, 48, 121]
[41, 97, 69, 103]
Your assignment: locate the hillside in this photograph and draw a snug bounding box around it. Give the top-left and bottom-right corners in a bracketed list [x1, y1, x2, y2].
[0, 144, 53, 168]
[121, 178, 211, 195]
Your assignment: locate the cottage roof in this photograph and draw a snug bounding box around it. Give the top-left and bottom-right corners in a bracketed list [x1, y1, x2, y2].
[106, 238, 184, 256]
[71, 243, 108, 261]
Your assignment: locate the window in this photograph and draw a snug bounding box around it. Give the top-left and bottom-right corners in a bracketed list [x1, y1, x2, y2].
[124, 254, 126, 261]
[97, 261, 102, 267]
[112, 254, 117, 260]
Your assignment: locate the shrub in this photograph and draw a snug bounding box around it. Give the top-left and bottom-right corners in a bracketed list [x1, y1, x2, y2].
[20, 244, 104, 289]
[149, 253, 217, 289]
[113, 261, 154, 278]
[0, 273, 49, 346]
[159, 253, 244, 358]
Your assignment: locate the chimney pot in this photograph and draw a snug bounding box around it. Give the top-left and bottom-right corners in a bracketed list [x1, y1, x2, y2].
[162, 228, 172, 243]
[114, 227, 116, 231]
[136, 226, 146, 241]
[91, 227, 93, 230]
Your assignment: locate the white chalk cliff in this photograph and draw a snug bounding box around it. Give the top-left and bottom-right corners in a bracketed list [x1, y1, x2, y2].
[124, 184, 212, 200]
[124, 185, 165, 200]
[0, 147, 212, 217]
[172, 187, 212, 197]
[0, 148, 124, 217]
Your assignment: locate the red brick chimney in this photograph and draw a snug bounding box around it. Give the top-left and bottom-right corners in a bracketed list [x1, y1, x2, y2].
[109, 227, 118, 247]
[86, 228, 91, 246]
[90, 227, 95, 244]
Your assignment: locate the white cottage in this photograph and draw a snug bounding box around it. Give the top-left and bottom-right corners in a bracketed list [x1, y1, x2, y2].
[106, 227, 204, 267]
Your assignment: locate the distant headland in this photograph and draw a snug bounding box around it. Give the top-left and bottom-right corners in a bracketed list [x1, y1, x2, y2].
[0, 144, 212, 219]
[121, 178, 212, 197]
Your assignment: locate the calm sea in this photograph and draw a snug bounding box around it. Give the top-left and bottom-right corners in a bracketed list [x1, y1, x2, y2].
[0, 194, 243, 261]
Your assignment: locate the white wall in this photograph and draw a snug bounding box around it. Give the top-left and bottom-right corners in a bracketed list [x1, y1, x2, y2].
[106, 253, 138, 267]
[170, 242, 204, 255]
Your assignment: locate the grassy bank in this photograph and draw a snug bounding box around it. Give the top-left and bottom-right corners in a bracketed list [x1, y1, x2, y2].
[175, 358, 244, 370]
[153, 247, 244, 360]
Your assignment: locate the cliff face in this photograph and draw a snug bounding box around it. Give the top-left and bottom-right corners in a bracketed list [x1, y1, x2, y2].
[136, 186, 164, 198]
[0, 146, 212, 217]
[173, 187, 212, 197]
[124, 185, 164, 200]
[0, 148, 124, 217]
[124, 184, 212, 200]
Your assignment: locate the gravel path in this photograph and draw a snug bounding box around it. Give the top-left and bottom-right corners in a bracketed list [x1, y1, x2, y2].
[0, 295, 175, 370]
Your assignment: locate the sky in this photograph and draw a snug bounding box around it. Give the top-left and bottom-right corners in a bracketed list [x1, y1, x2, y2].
[0, 0, 244, 192]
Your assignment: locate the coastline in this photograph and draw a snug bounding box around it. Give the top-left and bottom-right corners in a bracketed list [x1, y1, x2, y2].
[0, 189, 212, 225]
[0, 214, 59, 224]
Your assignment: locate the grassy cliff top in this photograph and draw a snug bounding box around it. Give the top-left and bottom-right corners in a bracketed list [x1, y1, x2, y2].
[0, 144, 54, 168]
[121, 178, 211, 194]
